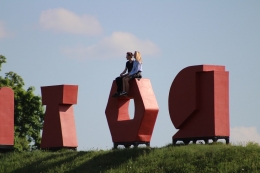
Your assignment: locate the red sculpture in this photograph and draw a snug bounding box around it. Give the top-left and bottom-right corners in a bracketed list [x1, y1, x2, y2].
[0, 87, 14, 149]
[40, 85, 78, 149]
[169, 65, 229, 144]
[105, 79, 159, 148]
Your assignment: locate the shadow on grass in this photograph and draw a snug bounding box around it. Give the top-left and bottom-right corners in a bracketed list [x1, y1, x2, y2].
[9, 148, 147, 173]
[11, 151, 89, 173]
[69, 148, 149, 173]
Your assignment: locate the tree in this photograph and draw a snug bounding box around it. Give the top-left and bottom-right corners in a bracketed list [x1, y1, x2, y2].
[0, 55, 44, 150]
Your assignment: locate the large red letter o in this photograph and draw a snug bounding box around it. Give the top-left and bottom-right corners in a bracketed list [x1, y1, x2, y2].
[105, 79, 159, 148]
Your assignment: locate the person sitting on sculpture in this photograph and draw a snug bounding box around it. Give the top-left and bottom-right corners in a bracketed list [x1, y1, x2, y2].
[112, 52, 134, 97]
[120, 51, 142, 96]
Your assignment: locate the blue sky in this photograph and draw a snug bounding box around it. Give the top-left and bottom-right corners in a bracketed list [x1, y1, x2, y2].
[0, 1, 260, 150]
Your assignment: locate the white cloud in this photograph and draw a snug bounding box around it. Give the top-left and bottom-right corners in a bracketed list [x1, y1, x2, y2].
[0, 21, 11, 39]
[61, 32, 160, 59]
[39, 8, 102, 35]
[231, 126, 260, 144]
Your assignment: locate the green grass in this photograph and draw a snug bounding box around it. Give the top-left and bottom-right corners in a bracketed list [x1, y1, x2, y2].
[1, 143, 260, 173]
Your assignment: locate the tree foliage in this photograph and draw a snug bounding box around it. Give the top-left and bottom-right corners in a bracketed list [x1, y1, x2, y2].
[0, 55, 44, 150]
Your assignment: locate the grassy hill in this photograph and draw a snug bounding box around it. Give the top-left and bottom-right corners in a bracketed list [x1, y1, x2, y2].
[1, 143, 260, 173]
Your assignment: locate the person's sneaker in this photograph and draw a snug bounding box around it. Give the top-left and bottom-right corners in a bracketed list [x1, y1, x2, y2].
[120, 91, 127, 96]
[112, 92, 119, 97]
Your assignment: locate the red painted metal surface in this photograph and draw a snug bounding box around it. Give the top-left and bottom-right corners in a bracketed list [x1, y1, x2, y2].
[169, 65, 229, 140]
[40, 85, 78, 149]
[0, 87, 14, 147]
[105, 79, 159, 143]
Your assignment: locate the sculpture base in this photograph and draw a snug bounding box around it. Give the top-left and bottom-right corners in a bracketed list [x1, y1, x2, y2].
[40, 147, 77, 151]
[113, 141, 150, 149]
[0, 145, 14, 152]
[173, 136, 229, 145]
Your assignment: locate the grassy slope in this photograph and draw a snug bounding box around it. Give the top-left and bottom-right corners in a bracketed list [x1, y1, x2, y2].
[1, 143, 260, 173]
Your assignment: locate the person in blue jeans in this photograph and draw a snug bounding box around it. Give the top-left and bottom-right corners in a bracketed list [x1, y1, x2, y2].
[112, 52, 134, 97]
[121, 51, 142, 96]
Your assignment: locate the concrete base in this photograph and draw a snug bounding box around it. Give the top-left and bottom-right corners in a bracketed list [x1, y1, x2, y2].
[0, 145, 14, 152]
[113, 141, 150, 149]
[40, 147, 77, 151]
[173, 136, 229, 145]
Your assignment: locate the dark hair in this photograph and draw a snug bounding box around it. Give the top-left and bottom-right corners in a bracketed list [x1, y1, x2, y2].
[126, 52, 133, 56]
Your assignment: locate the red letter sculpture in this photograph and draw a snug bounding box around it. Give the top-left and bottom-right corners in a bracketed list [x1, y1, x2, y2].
[40, 85, 78, 150]
[169, 65, 229, 144]
[0, 87, 14, 150]
[106, 79, 159, 148]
